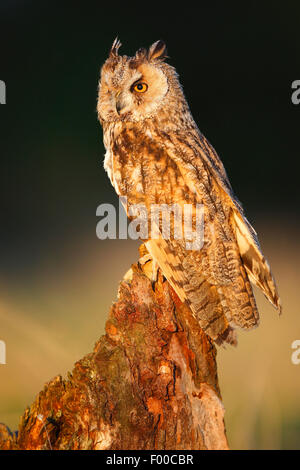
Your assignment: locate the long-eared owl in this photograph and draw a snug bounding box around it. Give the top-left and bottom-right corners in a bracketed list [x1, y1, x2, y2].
[97, 39, 281, 345]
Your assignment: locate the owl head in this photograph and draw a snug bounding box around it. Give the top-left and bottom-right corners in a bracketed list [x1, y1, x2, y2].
[97, 39, 186, 124]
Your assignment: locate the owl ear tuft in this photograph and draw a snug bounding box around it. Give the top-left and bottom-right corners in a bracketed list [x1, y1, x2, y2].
[135, 47, 147, 61]
[148, 40, 168, 62]
[110, 37, 122, 58]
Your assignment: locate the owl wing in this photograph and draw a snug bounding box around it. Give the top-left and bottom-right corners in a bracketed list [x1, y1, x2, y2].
[161, 128, 281, 313]
[109, 126, 277, 345]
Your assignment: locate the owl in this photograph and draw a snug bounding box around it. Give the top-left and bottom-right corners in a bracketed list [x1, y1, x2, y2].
[97, 38, 281, 345]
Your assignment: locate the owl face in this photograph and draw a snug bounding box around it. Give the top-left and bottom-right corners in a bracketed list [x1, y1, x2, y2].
[98, 40, 171, 123]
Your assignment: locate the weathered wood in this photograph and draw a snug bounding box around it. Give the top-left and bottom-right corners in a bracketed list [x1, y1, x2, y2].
[0, 247, 228, 450]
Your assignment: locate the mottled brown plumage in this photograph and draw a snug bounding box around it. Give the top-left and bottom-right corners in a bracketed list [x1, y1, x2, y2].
[97, 39, 281, 345]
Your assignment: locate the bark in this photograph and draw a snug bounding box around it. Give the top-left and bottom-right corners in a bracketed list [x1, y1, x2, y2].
[0, 245, 228, 450]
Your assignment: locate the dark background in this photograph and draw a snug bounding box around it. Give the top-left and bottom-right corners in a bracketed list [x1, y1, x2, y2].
[0, 0, 299, 280]
[0, 1, 300, 449]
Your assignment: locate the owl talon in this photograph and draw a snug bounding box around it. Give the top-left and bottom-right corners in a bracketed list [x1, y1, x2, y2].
[137, 254, 159, 284]
[151, 259, 158, 283]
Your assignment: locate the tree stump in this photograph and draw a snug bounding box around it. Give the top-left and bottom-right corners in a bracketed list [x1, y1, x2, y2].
[0, 246, 228, 450]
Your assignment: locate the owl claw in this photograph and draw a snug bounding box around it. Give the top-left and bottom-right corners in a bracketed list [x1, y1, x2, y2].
[151, 259, 159, 283]
[137, 254, 159, 284]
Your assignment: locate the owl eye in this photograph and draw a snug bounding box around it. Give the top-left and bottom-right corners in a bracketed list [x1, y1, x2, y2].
[132, 82, 148, 93]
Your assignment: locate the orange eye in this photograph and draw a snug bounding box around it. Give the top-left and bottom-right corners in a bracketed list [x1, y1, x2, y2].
[133, 82, 148, 93]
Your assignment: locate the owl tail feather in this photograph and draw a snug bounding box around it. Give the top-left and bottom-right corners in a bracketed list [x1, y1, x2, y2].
[145, 237, 242, 346]
[233, 210, 282, 314]
[215, 326, 237, 347]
